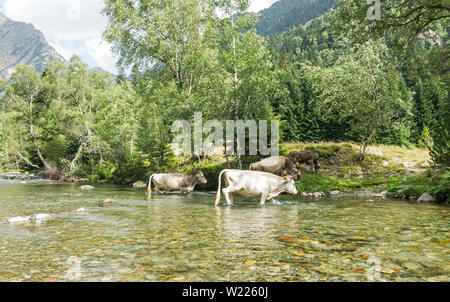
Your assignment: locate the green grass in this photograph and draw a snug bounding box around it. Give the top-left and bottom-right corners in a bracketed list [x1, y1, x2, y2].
[295, 174, 398, 193]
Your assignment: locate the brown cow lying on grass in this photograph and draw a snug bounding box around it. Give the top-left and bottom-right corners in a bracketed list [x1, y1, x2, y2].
[289, 150, 320, 172]
[148, 171, 207, 198]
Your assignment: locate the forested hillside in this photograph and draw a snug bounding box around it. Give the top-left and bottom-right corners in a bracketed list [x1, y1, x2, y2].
[266, 12, 447, 155]
[256, 0, 335, 35]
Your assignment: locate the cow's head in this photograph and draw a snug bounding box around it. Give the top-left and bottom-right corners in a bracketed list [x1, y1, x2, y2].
[283, 176, 298, 195]
[196, 171, 207, 184]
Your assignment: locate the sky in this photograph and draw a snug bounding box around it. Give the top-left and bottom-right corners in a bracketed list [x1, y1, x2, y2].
[0, 0, 278, 75]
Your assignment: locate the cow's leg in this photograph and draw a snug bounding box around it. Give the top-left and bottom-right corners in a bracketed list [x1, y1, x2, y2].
[180, 186, 194, 194]
[222, 187, 233, 205]
[260, 193, 268, 205]
[154, 184, 163, 193]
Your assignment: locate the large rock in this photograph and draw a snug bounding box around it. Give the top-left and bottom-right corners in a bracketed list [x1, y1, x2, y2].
[417, 192, 436, 204]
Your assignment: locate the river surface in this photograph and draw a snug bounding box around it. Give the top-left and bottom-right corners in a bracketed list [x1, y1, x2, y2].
[0, 182, 448, 282]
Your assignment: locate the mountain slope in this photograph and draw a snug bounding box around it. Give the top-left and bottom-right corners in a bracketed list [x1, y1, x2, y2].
[255, 0, 335, 36]
[0, 11, 65, 79]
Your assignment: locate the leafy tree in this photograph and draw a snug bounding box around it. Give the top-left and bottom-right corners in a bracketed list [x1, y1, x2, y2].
[332, 0, 449, 51]
[307, 41, 412, 160]
[0, 65, 52, 170]
[102, 0, 218, 94]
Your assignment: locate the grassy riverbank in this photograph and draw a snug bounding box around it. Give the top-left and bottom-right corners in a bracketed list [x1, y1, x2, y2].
[164, 142, 448, 204]
[2, 142, 447, 204]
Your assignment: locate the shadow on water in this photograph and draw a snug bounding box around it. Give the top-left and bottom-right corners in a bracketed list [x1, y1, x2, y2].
[0, 183, 448, 282]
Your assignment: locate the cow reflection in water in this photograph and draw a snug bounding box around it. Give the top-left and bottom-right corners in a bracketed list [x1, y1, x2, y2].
[214, 205, 299, 244]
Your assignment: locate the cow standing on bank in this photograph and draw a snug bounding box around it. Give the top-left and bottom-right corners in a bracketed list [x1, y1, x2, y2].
[289, 150, 320, 172]
[148, 171, 207, 198]
[215, 169, 298, 206]
[249, 156, 301, 181]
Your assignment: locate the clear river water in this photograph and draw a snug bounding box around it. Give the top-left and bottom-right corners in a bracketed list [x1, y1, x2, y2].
[0, 182, 448, 282]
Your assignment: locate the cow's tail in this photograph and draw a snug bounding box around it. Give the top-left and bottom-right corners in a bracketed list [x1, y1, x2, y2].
[215, 170, 227, 206]
[147, 174, 156, 199]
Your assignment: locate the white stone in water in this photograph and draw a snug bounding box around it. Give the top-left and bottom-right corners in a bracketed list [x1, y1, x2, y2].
[33, 214, 51, 221]
[72, 208, 87, 213]
[79, 185, 95, 190]
[6, 216, 30, 224]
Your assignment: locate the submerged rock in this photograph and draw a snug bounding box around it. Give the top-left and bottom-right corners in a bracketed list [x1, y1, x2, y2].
[30, 214, 51, 223]
[5, 214, 51, 224]
[5, 216, 30, 224]
[72, 208, 87, 213]
[79, 185, 95, 190]
[103, 199, 118, 206]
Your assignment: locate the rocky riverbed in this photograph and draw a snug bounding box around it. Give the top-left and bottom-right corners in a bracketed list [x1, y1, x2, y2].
[0, 172, 44, 184]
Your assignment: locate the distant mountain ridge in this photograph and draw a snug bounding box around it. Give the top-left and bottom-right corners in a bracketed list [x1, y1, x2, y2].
[256, 0, 335, 36]
[0, 11, 66, 79]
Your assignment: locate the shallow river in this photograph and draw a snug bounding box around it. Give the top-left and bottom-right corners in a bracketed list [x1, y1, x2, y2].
[0, 183, 448, 282]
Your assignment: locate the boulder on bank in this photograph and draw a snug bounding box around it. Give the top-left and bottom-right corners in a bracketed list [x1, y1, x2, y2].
[328, 190, 341, 196]
[417, 192, 436, 204]
[132, 181, 147, 188]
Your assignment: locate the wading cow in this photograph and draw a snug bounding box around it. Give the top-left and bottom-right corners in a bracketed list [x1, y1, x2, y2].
[148, 171, 207, 198]
[215, 169, 297, 206]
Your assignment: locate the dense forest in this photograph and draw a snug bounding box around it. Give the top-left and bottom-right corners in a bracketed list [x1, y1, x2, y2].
[0, 0, 448, 195]
[255, 0, 335, 35]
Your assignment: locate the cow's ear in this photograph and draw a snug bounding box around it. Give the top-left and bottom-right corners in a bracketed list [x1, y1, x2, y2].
[283, 176, 289, 183]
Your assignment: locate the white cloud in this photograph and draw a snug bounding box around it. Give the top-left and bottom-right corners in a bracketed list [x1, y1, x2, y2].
[84, 38, 117, 74]
[1, 0, 118, 73]
[249, 0, 278, 13]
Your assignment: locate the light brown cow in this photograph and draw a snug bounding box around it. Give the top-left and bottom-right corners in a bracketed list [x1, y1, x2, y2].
[250, 156, 300, 181]
[289, 150, 320, 171]
[148, 171, 207, 198]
